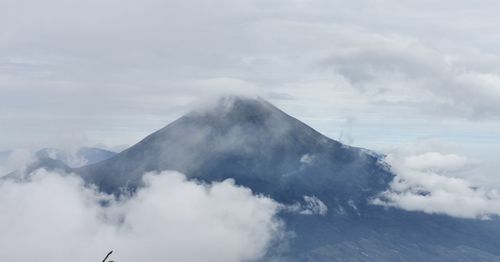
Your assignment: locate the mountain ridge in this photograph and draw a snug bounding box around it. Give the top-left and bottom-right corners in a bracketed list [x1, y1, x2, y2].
[3, 146, 117, 179]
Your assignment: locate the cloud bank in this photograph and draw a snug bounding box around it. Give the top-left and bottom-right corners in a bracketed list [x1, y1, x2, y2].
[0, 170, 283, 262]
[373, 142, 500, 219]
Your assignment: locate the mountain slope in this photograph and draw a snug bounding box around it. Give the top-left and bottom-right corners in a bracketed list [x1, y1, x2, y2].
[77, 96, 392, 205]
[74, 96, 500, 261]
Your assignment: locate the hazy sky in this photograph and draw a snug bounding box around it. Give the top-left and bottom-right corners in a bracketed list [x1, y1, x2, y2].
[1, 0, 500, 162]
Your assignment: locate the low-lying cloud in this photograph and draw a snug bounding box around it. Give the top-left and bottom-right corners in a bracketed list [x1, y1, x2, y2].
[402, 152, 473, 173]
[373, 142, 500, 219]
[0, 170, 283, 262]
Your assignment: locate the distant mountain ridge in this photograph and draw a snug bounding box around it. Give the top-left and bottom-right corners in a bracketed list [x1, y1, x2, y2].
[3, 147, 116, 178]
[36, 147, 116, 168]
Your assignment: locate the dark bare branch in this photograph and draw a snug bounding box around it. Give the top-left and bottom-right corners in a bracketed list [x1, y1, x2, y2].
[102, 250, 113, 262]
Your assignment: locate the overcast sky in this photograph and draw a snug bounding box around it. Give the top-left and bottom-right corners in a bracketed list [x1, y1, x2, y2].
[1, 0, 500, 164]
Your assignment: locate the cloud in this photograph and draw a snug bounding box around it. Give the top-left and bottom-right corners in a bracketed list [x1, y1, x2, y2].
[301, 196, 328, 216]
[319, 29, 500, 120]
[0, 149, 36, 176]
[0, 170, 283, 262]
[372, 142, 500, 219]
[283, 195, 328, 216]
[299, 154, 314, 165]
[402, 152, 473, 173]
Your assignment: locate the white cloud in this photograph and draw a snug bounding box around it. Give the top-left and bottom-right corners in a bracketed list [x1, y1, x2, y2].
[402, 152, 473, 173]
[373, 142, 500, 219]
[283, 195, 328, 216]
[5, 149, 34, 168]
[0, 149, 36, 176]
[299, 154, 314, 165]
[318, 28, 500, 120]
[302, 195, 328, 216]
[0, 169, 283, 262]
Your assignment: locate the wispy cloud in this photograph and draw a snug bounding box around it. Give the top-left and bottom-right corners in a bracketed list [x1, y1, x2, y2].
[282, 195, 328, 216]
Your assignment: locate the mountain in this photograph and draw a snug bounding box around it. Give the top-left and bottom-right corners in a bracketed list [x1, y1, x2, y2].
[36, 147, 117, 168]
[77, 97, 393, 203]
[4, 157, 73, 180]
[52, 97, 500, 260]
[3, 147, 116, 178]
